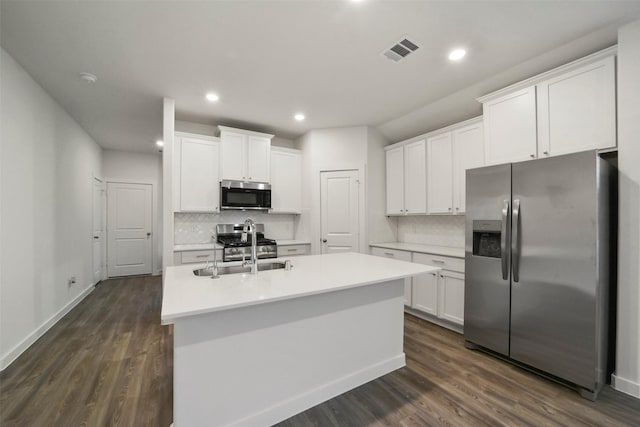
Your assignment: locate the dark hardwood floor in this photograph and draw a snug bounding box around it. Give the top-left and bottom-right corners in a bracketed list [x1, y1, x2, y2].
[1, 275, 639, 426]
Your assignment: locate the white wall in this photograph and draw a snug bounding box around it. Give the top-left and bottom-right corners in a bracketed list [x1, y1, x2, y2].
[297, 126, 368, 254]
[613, 20, 640, 399]
[0, 49, 103, 370]
[366, 127, 397, 244]
[102, 149, 163, 274]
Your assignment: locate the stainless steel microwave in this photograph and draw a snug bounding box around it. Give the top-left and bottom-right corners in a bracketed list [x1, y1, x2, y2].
[220, 180, 271, 211]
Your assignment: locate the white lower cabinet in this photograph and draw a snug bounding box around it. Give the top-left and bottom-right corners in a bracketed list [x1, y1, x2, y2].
[277, 244, 310, 257]
[406, 250, 466, 328]
[370, 247, 413, 306]
[174, 249, 223, 265]
[438, 270, 465, 325]
[411, 268, 438, 316]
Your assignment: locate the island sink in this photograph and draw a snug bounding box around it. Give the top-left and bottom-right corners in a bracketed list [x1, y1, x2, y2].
[193, 260, 290, 277]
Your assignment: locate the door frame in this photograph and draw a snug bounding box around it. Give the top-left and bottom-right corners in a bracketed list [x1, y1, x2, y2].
[315, 164, 366, 255]
[105, 178, 160, 276]
[92, 175, 107, 283]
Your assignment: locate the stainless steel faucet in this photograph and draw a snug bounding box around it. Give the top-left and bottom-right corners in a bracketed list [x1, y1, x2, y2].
[241, 218, 258, 274]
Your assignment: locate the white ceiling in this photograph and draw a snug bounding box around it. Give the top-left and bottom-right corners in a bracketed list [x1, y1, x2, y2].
[2, 1, 640, 153]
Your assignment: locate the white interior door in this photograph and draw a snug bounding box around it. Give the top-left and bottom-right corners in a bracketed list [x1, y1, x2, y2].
[92, 177, 105, 284]
[320, 170, 359, 254]
[107, 182, 153, 277]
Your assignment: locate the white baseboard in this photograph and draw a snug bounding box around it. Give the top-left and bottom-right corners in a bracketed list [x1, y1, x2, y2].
[230, 354, 406, 427]
[404, 307, 463, 334]
[612, 373, 640, 399]
[0, 284, 95, 371]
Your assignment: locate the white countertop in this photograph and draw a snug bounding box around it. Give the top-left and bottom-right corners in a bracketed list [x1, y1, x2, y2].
[161, 252, 438, 324]
[174, 243, 222, 252]
[370, 242, 465, 258]
[277, 239, 311, 246]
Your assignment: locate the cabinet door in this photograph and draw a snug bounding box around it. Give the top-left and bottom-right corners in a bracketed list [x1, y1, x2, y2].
[270, 149, 302, 213]
[412, 253, 439, 315]
[247, 135, 271, 182]
[180, 138, 220, 212]
[385, 146, 405, 215]
[370, 247, 412, 305]
[537, 56, 616, 157]
[483, 86, 537, 165]
[403, 140, 427, 214]
[427, 133, 453, 214]
[220, 130, 247, 181]
[438, 271, 465, 325]
[452, 122, 484, 214]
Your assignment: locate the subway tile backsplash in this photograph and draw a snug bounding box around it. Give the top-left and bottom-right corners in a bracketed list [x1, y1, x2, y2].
[397, 215, 465, 248]
[175, 212, 297, 244]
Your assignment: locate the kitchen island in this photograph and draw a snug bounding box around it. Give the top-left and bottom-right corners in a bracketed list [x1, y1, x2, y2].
[161, 252, 438, 427]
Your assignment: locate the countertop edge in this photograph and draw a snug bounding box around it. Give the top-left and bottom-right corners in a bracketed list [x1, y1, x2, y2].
[369, 242, 465, 258]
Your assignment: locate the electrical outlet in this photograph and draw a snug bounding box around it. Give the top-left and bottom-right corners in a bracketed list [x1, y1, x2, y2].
[68, 276, 76, 286]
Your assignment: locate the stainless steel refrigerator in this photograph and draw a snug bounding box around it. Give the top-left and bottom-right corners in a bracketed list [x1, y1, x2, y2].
[464, 150, 612, 400]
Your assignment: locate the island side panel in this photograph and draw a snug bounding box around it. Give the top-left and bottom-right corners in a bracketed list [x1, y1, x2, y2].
[173, 279, 405, 427]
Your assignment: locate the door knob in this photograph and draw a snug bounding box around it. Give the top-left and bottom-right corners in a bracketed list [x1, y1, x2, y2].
[322, 239, 327, 243]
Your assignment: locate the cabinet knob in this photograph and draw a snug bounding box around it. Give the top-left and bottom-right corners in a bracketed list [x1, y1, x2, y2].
[322, 239, 327, 243]
[543, 151, 549, 155]
[448, 207, 452, 211]
[249, 177, 252, 180]
[455, 207, 459, 211]
[530, 154, 535, 158]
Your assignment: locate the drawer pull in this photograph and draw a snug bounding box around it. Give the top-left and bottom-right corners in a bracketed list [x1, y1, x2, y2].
[384, 252, 395, 257]
[432, 259, 445, 264]
[287, 248, 298, 252]
[196, 255, 210, 258]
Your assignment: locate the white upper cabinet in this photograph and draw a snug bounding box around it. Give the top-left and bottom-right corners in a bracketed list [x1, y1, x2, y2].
[537, 55, 616, 157]
[482, 86, 538, 166]
[219, 129, 246, 181]
[219, 126, 273, 183]
[403, 139, 427, 215]
[247, 135, 271, 182]
[427, 133, 453, 214]
[385, 145, 406, 215]
[270, 147, 302, 214]
[174, 134, 220, 213]
[385, 117, 482, 217]
[480, 47, 617, 165]
[452, 121, 484, 214]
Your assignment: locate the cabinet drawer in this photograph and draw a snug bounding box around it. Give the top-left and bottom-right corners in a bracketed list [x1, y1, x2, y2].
[181, 250, 218, 264]
[413, 253, 464, 273]
[370, 247, 412, 262]
[278, 244, 309, 257]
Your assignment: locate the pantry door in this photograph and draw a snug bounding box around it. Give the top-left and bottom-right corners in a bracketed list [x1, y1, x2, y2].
[320, 170, 360, 254]
[107, 182, 153, 277]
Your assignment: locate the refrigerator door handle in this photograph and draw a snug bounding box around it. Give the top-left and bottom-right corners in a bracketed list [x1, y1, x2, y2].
[512, 198, 521, 282]
[501, 199, 510, 280]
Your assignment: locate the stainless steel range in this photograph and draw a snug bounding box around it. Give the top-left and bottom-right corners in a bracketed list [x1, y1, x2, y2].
[216, 223, 277, 262]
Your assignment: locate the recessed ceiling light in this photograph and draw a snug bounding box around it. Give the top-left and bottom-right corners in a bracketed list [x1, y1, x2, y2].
[156, 140, 164, 147]
[448, 48, 466, 61]
[206, 93, 220, 102]
[79, 72, 97, 83]
[294, 113, 305, 121]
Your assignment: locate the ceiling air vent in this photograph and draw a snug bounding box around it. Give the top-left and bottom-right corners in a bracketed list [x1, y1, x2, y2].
[382, 36, 420, 62]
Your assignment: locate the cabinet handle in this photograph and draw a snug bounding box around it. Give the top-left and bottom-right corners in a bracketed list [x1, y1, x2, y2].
[384, 252, 395, 257]
[287, 248, 297, 252]
[431, 272, 438, 276]
[530, 154, 535, 158]
[196, 255, 210, 258]
[543, 151, 549, 155]
[432, 259, 445, 264]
